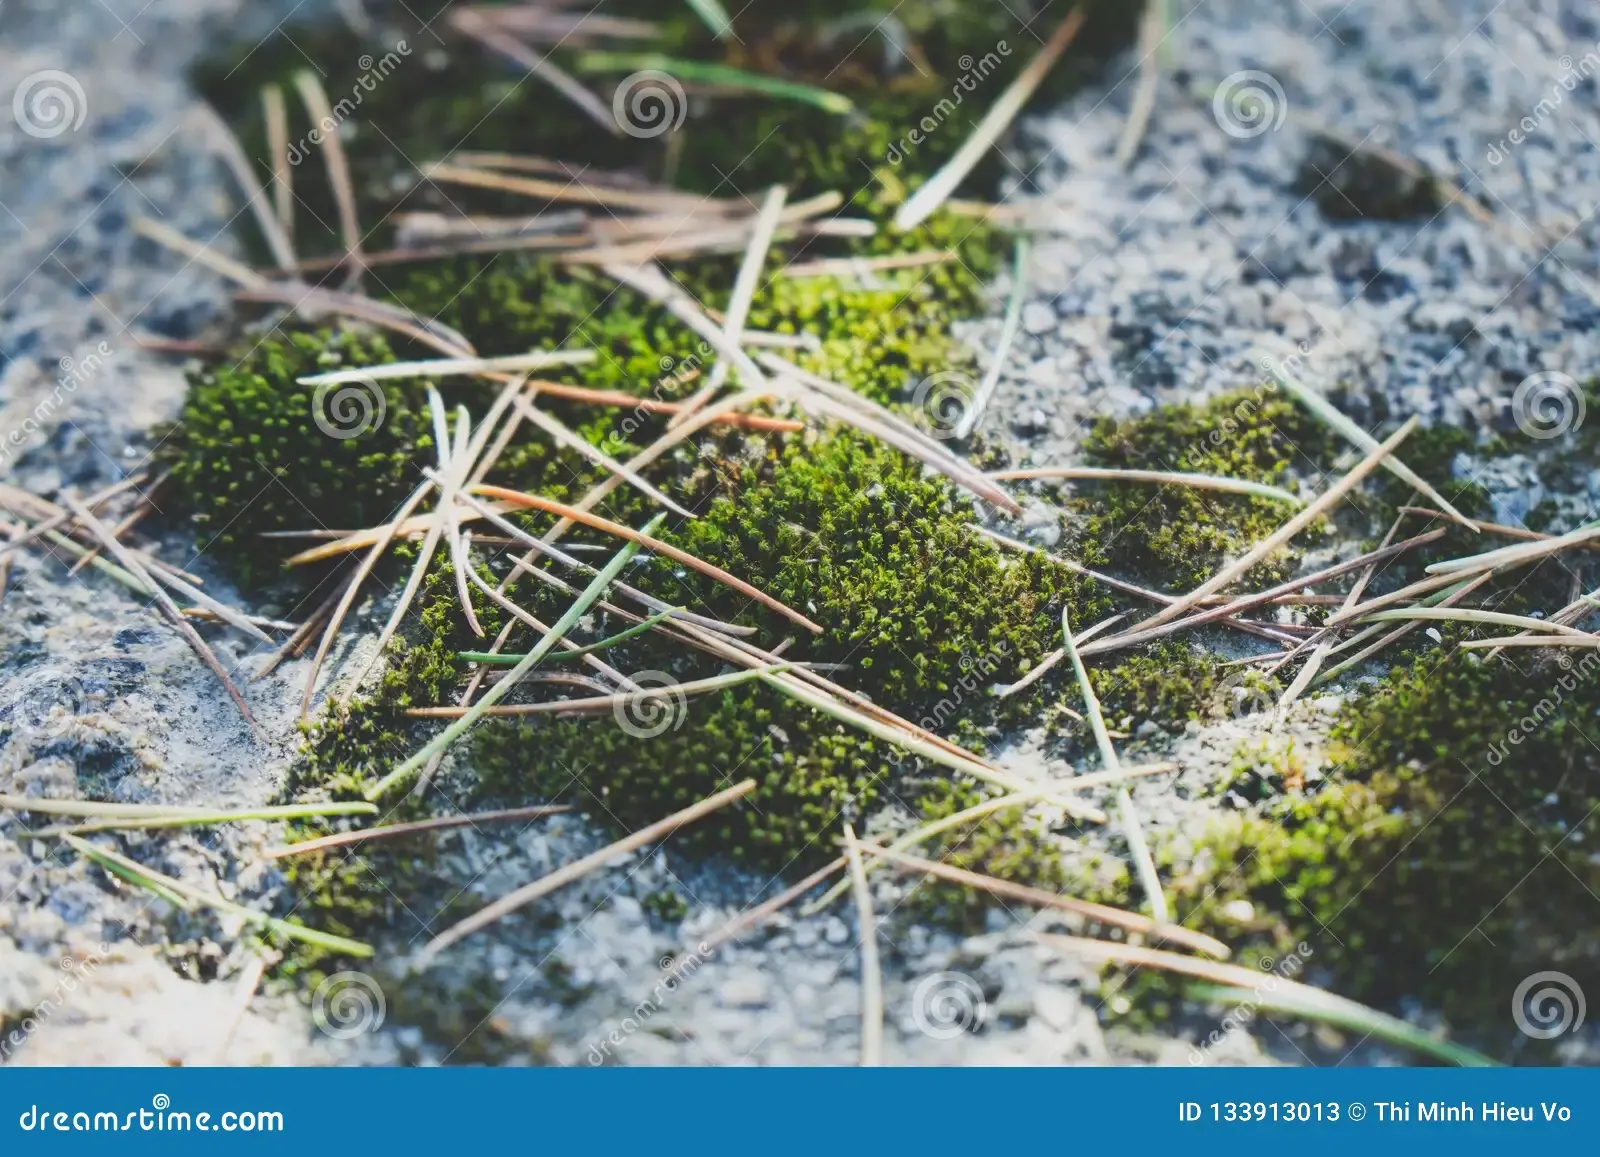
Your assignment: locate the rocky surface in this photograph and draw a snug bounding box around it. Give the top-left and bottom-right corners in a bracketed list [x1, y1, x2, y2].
[3, 0, 1597, 1067]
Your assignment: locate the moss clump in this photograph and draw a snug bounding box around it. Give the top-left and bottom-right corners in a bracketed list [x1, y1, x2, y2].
[160, 330, 434, 582]
[1089, 642, 1221, 730]
[1156, 643, 1600, 1045]
[1068, 386, 1336, 589]
[476, 683, 890, 871]
[663, 430, 1102, 716]
[903, 778, 1069, 930]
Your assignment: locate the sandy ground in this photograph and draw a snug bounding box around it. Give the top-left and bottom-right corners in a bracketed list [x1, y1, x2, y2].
[2, 0, 1598, 1065]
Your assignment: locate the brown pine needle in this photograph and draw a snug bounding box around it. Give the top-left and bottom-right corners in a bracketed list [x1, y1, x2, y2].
[459, 551, 639, 690]
[211, 954, 268, 1064]
[300, 476, 436, 717]
[1076, 528, 1449, 658]
[255, 577, 347, 681]
[693, 858, 848, 957]
[474, 482, 823, 633]
[860, 842, 1228, 959]
[449, 8, 619, 137]
[1030, 933, 1494, 1067]
[1314, 572, 1493, 685]
[132, 216, 272, 290]
[262, 84, 293, 240]
[404, 665, 785, 718]
[500, 379, 801, 432]
[1113, 0, 1165, 168]
[233, 282, 475, 359]
[1129, 418, 1419, 634]
[512, 393, 695, 518]
[843, 823, 884, 1066]
[297, 350, 596, 386]
[1061, 609, 1167, 924]
[1260, 356, 1474, 530]
[602, 260, 770, 390]
[194, 101, 296, 272]
[425, 159, 724, 214]
[760, 354, 1021, 513]
[539, 390, 794, 547]
[671, 184, 787, 428]
[292, 71, 365, 282]
[65, 496, 260, 737]
[265, 805, 571, 859]
[979, 527, 1300, 648]
[417, 779, 756, 966]
[988, 466, 1302, 506]
[894, 5, 1087, 230]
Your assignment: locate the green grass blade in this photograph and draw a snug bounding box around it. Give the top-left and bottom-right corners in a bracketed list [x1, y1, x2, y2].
[64, 834, 372, 957]
[456, 607, 680, 666]
[1060, 609, 1169, 923]
[684, 0, 733, 39]
[1188, 983, 1496, 1067]
[367, 514, 667, 800]
[576, 53, 853, 115]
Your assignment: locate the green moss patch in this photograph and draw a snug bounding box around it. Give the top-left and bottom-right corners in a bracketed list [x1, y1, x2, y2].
[1152, 641, 1600, 1046]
